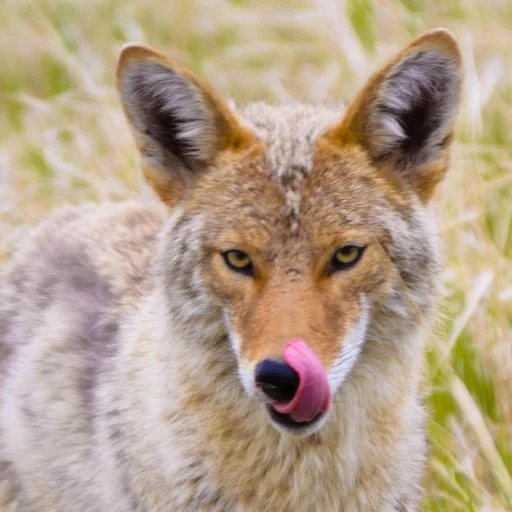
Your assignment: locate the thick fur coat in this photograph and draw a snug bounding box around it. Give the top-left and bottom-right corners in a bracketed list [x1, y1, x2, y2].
[0, 29, 462, 511]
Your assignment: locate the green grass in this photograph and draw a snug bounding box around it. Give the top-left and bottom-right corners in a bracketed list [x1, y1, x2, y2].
[1, 0, 511, 509]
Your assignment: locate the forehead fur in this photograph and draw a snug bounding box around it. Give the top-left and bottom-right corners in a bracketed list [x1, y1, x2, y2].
[237, 102, 346, 178]
[194, 101, 418, 242]
[234, 103, 346, 233]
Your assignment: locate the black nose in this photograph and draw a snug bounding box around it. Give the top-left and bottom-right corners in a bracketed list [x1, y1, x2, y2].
[255, 359, 300, 402]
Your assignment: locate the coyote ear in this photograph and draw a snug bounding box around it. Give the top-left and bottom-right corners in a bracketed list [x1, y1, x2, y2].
[117, 43, 254, 207]
[327, 29, 462, 202]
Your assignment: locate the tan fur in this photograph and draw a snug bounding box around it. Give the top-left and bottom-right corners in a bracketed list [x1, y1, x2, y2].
[0, 29, 462, 511]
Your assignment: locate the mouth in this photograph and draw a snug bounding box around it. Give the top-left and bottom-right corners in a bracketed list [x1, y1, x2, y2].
[266, 405, 326, 434]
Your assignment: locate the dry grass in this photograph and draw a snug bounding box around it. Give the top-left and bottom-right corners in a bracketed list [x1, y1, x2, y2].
[1, 0, 511, 510]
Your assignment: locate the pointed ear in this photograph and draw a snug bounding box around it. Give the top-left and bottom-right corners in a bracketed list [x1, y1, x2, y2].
[325, 28, 462, 202]
[117, 43, 255, 207]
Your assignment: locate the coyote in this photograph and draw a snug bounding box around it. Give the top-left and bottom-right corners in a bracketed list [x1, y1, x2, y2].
[0, 28, 462, 511]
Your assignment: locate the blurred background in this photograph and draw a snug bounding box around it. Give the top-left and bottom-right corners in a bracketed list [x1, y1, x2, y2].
[0, 0, 511, 510]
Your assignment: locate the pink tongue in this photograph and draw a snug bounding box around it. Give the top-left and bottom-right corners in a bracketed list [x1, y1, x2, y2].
[273, 339, 330, 423]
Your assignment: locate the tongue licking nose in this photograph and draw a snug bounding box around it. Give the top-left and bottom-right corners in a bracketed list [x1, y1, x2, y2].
[273, 339, 330, 423]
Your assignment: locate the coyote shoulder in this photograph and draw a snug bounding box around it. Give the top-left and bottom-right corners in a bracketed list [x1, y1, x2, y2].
[0, 28, 461, 511]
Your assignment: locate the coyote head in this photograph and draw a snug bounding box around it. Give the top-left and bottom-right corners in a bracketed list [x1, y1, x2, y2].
[117, 29, 462, 435]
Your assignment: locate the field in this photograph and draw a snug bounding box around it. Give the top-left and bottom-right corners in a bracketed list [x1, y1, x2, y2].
[1, 0, 511, 509]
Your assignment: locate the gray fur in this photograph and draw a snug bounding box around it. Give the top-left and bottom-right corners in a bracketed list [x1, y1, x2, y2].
[0, 202, 165, 511]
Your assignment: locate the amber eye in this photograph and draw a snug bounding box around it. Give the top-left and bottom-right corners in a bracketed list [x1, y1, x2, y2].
[329, 245, 365, 273]
[222, 250, 254, 276]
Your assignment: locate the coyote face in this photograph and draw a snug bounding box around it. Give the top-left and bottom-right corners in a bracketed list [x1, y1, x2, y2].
[117, 29, 461, 434]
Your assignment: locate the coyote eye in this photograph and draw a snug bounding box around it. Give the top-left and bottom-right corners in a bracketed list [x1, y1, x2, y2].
[329, 245, 365, 273]
[222, 250, 254, 276]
